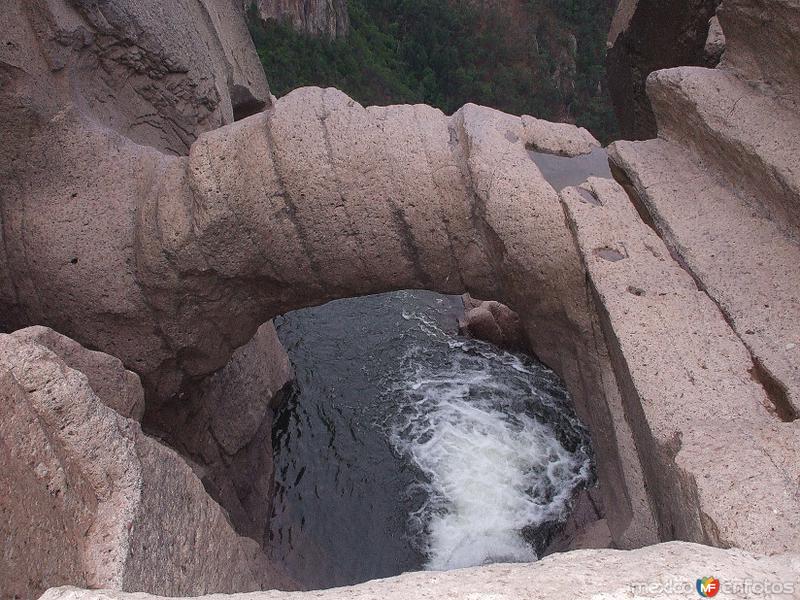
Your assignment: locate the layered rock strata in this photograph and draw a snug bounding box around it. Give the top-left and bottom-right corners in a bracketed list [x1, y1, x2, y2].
[244, 0, 349, 38]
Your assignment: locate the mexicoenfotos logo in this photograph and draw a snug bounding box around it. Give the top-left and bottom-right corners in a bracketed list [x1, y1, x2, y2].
[696, 576, 721, 597]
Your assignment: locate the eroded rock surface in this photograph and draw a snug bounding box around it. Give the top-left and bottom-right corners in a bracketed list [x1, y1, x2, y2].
[606, 0, 721, 139]
[5, 0, 800, 597]
[147, 322, 293, 544]
[607, 0, 800, 417]
[1, 0, 269, 157]
[39, 543, 800, 600]
[561, 178, 800, 554]
[245, 0, 349, 38]
[0, 333, 291, 600]
[12, 326, 145, 421]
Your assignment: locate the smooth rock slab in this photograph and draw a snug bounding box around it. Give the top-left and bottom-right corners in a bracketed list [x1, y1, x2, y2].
[560, 177, 800, 555]
[39, 543, 800, 600]
[609, 137, 800, 417]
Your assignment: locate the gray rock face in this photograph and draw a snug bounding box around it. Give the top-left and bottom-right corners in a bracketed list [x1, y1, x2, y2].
[1, 0, 269, 158]
[38, 543, 800, 600]
[148, 322, 293, 544]
[0, 333, 291, 600]
[245, 0, 349, 38]
[606, 0, 721, 139]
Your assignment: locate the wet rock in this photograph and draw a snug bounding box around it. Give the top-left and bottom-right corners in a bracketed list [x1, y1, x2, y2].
[544, 486, 613, 555]
[459, 294, 528, 352]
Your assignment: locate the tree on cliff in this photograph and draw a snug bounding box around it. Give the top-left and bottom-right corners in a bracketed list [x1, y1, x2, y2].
[248, 0, 618, 142]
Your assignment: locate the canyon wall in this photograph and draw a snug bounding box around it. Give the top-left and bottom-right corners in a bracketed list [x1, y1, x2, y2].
[606, 0, 721, 139]
[244, 0, 349, 38]
[2, 0, 800, 598]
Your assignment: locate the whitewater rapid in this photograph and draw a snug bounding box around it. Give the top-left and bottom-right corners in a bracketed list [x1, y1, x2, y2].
[388, 309, 593, 570]
[271, 290, 593, 586]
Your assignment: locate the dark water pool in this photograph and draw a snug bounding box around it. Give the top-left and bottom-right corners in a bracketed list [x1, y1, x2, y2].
[269, 290, 592, 589]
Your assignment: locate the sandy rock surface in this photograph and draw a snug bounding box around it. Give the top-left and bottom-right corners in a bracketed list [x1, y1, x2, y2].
[39, 543, 800, 600]
[0, 333, 291, 600]
[561, 177, 800, 554]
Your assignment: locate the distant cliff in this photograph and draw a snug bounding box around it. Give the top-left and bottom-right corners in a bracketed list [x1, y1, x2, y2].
[248, 0, 619, 142]
[244, 0, 349, 38]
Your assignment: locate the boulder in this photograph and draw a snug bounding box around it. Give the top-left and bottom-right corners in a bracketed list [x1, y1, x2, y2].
[0, 333, 291, 600]
[459, 294, 528, 351]
[11, 326, 145, 421]
[521, 115, 600, 157]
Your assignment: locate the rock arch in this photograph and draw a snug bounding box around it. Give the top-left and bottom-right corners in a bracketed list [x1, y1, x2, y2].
[1, 75, 651, 551]
[3, 3, 800, 598]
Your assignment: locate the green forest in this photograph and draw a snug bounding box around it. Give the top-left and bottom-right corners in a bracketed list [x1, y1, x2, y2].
[248, 0, 618, 142]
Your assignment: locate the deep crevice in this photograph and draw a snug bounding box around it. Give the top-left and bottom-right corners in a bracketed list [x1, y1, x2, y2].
[610, 157, 798, 423]
[749, 358, 798, 423]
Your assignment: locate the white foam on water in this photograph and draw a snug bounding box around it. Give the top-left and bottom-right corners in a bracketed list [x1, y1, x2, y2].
[388, 311, 592, 571]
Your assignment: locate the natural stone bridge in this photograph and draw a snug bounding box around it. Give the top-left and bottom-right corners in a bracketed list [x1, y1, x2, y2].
[2, 0, 800, 598]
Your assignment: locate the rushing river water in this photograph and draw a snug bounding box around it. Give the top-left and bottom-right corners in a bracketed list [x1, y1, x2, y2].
[269, 290, 593, 589]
